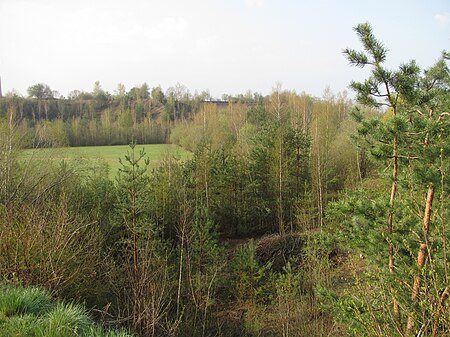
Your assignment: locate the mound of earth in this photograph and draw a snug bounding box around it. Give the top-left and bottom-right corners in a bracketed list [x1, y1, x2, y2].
[255, 233, 305, 272]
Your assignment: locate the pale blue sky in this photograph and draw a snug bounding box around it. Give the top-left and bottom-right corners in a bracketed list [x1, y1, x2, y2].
[0, 0, 448, 98]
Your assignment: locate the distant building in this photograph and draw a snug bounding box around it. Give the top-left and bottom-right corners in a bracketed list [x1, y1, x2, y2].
[202, 99, 229, 108]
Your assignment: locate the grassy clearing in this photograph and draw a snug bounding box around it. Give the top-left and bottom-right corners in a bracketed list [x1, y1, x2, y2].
[21, 144, 192, 178]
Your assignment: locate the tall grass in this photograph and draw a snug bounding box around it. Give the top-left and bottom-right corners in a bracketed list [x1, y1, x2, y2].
[0, 284, 52, 318]
[0, 284, 134, 337]
[0, 314, 40, 337]
[41, 302, 91, 337]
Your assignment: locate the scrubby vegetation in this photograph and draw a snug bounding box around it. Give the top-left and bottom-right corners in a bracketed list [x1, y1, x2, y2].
[0, 23, 448, 336]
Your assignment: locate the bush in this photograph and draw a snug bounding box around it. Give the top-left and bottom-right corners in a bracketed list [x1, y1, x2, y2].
[230, 240, 274, 304]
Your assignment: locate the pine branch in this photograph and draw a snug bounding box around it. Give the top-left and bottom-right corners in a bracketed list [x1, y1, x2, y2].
[343, 48, 370, 67]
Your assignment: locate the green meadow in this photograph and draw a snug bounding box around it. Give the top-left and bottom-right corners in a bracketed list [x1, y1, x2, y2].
[21, 144, 192, 178]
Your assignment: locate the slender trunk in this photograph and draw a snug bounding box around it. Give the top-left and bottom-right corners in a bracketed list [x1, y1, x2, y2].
[432, 287, 449, 337]
[317, 154, 323, 228]
[380, 77, 401, 325]
[132, 159, 138, 277]
[44, 100, 48, 120]
[278, 130, 284, 234]
[131, 185, 139, 326]
[388, 132, 400, 322]
[177, 224, 184, 318]
[38, 99, 41, 119]
[202, 106, 206, 135]
[440, 144, 448, 282]
[131, 195, 139, 330]
[422, 184, 434, 241]
[133, 224, 138, 276]
[405, 243, 427, 335]
[202, 268, 218, 337]
[324, 102, 329, 212]
[7, 106, 14, 181]
[356, 148, 364, 182]
[2, 106, 14, 203]
[406, 184, 434, 335]
[316, 121, 324, 228]
[272, 85, 285, 233]
[295, 141, 301, 203]
[204, 158, 209, 209]
[303, 99, 307, 133]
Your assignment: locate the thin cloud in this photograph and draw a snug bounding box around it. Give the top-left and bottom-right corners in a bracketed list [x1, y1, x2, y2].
[434, 12, 450, 27]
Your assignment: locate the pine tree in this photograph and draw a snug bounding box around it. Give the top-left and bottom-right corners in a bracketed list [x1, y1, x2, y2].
[115, 143, 150, 278]
[327, 23, 450, 336]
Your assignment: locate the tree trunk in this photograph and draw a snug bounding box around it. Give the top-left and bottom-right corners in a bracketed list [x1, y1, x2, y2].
[316, 122, 324, 228]
[440, 144, 448, 282]
[388, 132, 400, 322]
[278, 130, 284, 234]
[406, 184, 434, 335]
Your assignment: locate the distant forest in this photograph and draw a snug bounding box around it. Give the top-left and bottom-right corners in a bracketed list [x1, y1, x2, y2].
[0, 82, 265, 147]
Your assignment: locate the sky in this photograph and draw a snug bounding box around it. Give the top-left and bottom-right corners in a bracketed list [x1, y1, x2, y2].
[0, 0, 448, 99]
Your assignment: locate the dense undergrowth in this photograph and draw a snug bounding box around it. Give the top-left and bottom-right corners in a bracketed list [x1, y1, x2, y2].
[0, 23, 448, 337]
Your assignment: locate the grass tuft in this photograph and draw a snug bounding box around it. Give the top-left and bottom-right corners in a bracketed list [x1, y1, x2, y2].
[0, 284, 134, 337]
[0, 314, 41, 337]
[0, 284, 53, 318]
[41, 302, 92, 337]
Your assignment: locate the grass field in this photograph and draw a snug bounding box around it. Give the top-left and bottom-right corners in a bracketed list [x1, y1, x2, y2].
[21, 144, 192, 178]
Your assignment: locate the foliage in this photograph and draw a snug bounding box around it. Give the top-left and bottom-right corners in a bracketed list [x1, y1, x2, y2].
[27, 83, 54, 100]
[230, 240, 274, 304]
[325, 22, 450, 336]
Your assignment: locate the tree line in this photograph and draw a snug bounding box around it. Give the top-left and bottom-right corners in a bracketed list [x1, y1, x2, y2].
[0, 82, 263, 147]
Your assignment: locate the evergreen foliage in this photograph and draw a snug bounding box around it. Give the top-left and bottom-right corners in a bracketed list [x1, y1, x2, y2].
[324, 22, 450, 336]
